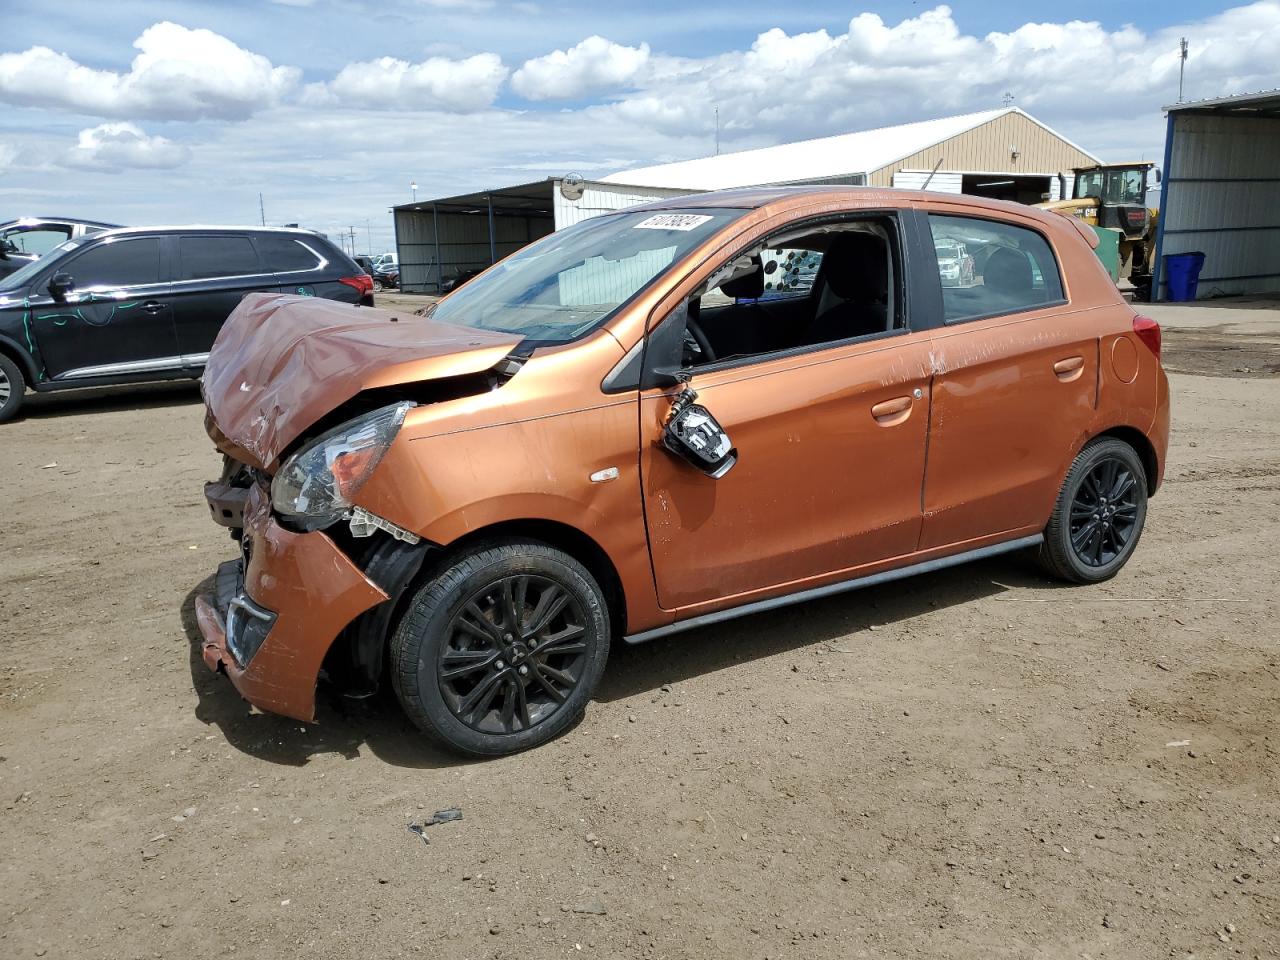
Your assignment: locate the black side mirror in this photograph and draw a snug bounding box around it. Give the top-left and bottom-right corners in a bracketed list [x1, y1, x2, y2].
[662, 386, 737, 479]
[48, 272, 75, 301]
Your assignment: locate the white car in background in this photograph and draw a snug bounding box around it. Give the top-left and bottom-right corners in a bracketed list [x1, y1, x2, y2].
[934, 237, 976, 287]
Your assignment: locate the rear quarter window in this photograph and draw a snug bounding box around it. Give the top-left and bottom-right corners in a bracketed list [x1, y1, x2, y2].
[928, 215, 1065, 323]
[258, 235, 325, 273]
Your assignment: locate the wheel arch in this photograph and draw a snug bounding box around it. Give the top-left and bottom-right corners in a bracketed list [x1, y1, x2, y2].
[0, 334, 39, 385]
[435, 518, 629, 640]
[1094, 425, 1160, 495]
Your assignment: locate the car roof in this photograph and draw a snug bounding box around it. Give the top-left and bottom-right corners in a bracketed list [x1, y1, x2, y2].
[91, 225, 326, 240]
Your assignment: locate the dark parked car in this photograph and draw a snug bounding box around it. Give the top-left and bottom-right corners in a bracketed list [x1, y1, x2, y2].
[0, 226, 373, 422]
[372, 261, 399, 291]
[0, 217, 120, 280]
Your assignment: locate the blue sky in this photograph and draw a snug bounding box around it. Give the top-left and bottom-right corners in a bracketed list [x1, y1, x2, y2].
[2, 1, 1276, 252]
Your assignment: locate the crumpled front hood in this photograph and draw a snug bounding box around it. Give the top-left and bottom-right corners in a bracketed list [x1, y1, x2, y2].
[202, 293, 522, 469]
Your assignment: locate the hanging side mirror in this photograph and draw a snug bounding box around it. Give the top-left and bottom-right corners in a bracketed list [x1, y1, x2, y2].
[662, 385, 737, 479]
[48, 272, 75, 302]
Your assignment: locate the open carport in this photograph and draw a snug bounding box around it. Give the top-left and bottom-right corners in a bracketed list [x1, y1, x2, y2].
[1153, 90, 1280, 301]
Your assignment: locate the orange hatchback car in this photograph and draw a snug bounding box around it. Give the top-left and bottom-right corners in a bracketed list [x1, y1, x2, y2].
[197, 187, 1169, 756]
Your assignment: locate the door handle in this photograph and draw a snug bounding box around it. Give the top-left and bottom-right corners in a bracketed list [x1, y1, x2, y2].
[140, 300, 166, 315]
[871, 396, 913, 425]
[1053, 356, 1085, 381]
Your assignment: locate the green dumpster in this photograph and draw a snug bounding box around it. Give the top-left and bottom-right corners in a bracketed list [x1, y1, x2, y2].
[1090, 225, 1121, 282]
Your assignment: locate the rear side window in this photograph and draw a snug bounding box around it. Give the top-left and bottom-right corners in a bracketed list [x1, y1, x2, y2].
[928, 215, 1064, 323]
[257, 235, 324, 272]
[66, 237, 161, 288]
[178, 236, 262, 281]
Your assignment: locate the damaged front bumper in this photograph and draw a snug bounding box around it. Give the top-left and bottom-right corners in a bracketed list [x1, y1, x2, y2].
[195, 483, 389, 722]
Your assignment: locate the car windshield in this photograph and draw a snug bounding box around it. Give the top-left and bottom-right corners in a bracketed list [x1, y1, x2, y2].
[0, 238, 80, 293]
[428, 208, 746, 343]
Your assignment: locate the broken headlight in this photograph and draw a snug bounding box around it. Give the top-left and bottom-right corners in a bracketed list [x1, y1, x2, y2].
[270, 402, 413, 531]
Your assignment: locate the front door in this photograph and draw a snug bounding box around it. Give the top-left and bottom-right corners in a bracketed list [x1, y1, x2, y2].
[27, 235, 179, 381]
[170, 234, 278, 365]
[640, 336, 933, 610]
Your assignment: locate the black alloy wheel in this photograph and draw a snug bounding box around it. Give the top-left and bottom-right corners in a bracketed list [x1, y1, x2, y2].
[1039, 437, 1149, 584]
[439, 575, 589, 735]
[1068, 457, 1140, 567]
[391, 541, 610, 756]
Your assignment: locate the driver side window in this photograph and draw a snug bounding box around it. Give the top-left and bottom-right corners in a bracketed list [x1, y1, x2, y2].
[676, 215, 901, 369]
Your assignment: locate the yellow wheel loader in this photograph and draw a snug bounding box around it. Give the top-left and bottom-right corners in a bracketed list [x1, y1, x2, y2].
[1037, 162, 1160, 300]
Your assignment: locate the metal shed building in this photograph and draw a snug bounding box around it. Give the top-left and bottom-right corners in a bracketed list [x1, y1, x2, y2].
[392, 179, 691, 293]
[394, 107, 1098, 293]
[601, 107, 1098, 200]
[1152, 90, 1280, 301]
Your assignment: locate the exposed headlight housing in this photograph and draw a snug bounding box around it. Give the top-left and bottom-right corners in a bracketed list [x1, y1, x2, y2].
[270, 402, 413, 531]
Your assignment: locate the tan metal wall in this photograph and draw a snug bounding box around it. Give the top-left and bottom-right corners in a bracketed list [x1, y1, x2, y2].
[868, 112, 1096, 186]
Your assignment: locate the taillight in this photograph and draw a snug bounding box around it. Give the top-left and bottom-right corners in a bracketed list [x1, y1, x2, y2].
[1132, 314, 1161, 359]
[340, 274, 374, 296]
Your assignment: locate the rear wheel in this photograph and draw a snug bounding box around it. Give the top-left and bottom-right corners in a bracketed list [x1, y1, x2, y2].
[0, 353, 26, 423]
[1039, 437, 1148, 583]
[391, 541, 610, 756]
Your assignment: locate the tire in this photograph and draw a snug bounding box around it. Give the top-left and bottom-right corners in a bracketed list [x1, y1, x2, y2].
[0, 353, 26, 424]
[391, 541, 611, 756]
[1039, 437, 1149, 584]
[373, 279, 384, 292]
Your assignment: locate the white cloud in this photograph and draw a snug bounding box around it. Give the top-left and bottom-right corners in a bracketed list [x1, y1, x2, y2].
[0, 22, 300, 121]
[64, 122, 191, 172]
[313, 53, 508, 111]
[512, 36, 651, 100]
[589, 2, 1280, 158]
[0, 143, 16, 175]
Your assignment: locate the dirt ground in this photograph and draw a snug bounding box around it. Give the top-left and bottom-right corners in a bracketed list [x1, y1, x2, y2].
[2, 300, 1278, 960]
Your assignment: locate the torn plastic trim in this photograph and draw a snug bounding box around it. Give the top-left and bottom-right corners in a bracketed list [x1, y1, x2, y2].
[349, 505, 420, 543]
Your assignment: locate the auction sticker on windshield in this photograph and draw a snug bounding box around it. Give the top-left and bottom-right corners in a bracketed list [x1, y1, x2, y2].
[633, 214, 714, 231]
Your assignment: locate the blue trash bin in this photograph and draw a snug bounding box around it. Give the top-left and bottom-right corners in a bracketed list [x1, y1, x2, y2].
[1164, 251, 1206, 302]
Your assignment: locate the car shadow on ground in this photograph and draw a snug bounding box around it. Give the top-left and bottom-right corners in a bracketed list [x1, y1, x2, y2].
[179, 551, 1061, 769]
[19, 381, 202, 419]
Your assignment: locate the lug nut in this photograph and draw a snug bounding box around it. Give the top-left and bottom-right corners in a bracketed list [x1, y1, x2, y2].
[518, 665, 528, 676]
[495, 660, 505, 670]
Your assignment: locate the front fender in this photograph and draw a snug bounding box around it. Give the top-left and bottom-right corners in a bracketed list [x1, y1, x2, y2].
[351, 401, 668, 634]
[0, 332, 40, 383]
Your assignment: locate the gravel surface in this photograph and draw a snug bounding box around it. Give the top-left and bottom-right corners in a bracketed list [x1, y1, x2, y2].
[2, 305, 1277, 959]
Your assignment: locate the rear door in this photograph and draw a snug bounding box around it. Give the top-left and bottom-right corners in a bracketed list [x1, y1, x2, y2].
[917, 210, 1099, 550]
[170, 233, 277, 365]
[25, 234, 179, 381]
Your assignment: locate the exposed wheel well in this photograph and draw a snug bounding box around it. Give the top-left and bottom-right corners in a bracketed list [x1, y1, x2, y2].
[1096, 426, 1159, 494]
[432, 520, 629, 639]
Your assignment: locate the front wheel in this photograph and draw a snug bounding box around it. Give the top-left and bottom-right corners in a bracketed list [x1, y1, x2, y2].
[0, 353, 26, 423]
[372, 278, 384, 292]
[1039, 437, 1148, 583]
[391, 541, 610, 756]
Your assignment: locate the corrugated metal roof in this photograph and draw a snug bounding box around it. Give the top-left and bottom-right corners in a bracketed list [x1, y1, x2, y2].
[600, 108, 1094, 191]
[1165, 89, 1280, 115]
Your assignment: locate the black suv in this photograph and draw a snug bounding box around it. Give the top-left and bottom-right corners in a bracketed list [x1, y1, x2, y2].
[0, 226, 373, 422]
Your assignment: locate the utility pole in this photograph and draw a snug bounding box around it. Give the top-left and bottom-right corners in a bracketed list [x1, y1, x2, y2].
[1002, 91, 1014, 107]
[365, 219, 372, 255]
[258, 193, 266, 226]
[1178, 38, 1189, 102]
[348, 226, 357, 256]
[714, 106, 720, 156]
